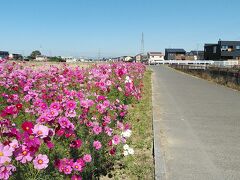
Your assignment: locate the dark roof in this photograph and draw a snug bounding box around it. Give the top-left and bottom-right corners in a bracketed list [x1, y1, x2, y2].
[204, 43, 217, 46]
[165, 49, 186, 53]
[148, 52, 163, 55]
[219, 40, 240, 43]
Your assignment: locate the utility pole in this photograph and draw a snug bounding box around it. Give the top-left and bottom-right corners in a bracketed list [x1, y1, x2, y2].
[140, 32, 144, 55]
[98, 49, 101, 61]
[196, 43, 199, 60]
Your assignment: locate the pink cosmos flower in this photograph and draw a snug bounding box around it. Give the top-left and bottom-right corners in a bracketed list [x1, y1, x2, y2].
[33, 154, 49, 170]
[0, 164, 16, 180]
[92, 125, 102, 135]
[36, 115, 50, 124]
[104, 126, 113, 136]
[48, 109, 59, 117]
[0, 143, 13, 164]
[103, 116, 111, 124]
[83, 154, 92, 163]
[93, 140, 102, 150]
[65, 110, 76, 118]
[32, 124, 49, 138]
[9, 139, 19, 149]
[72, 162, 83, 172]
[112, 135, 121, 145]
[71, 175, 82, 180]
[66, 100, 76, 110]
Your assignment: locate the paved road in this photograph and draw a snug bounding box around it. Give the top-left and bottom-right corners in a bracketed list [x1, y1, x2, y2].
[151, 66, 240, 180]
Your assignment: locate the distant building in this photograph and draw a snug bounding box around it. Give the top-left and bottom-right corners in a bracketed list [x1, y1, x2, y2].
[61, 56, 77, 62]
[165, 49, 186, 60]
[204, 40, 240, 60]
[35, 55, 48, 61]
[135, 53, 148, 63]
[121, 56, 133, 62]
[147, 52, 164, 64]
[9, 53, 23, 60]
[0, 51, 9, 59]
[185, 51, 204, 60]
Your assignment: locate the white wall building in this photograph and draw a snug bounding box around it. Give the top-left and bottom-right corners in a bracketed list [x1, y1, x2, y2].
[147, 52, 164, 64]
[61, 56, 77, 62]
[35, 55, 48, 61]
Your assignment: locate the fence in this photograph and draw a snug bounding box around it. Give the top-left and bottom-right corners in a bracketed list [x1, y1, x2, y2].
[170, 64, 240, 86]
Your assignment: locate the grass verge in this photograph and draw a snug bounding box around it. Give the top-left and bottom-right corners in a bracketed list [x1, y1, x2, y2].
[101, 69, 154, 180]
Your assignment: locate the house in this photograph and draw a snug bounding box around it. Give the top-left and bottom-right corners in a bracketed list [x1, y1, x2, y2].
[61, 56, 77, 62]
[35, 55, 48, 61]
[135, 53, 148, 63]
[9, 53, 23, 60]
[0, 51, 9, 59]
[147, 52, 164, 64]
[185, 51, 204, 60]
[164, 49, 186, 60]
[204, 40, 240, 60]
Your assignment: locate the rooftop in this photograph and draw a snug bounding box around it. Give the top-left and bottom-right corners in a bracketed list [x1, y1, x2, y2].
[165, 49, 186, 53]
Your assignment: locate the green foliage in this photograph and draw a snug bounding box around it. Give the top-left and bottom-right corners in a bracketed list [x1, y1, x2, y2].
[48, 56, 65, 62]
[30, 50, 41, 59]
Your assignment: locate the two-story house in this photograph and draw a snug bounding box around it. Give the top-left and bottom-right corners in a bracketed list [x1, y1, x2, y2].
[147, 52, 164, 64]
[204, 40, 240, 60]
[164, 49, 186, 60]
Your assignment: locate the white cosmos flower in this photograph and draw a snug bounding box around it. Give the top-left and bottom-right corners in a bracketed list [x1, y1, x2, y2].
[121, 129, 132, 138]
[128, 148, 134, 155]
[125, 76, 132, 83]
[123, 144, 129, 150]
[123, 150, 129, 156]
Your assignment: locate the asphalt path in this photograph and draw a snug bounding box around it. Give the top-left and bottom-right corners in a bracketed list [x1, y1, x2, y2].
[151, 66, 240, 180]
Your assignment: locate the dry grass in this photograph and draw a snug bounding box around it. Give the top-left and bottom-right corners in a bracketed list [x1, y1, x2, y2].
[177, 69, 240, 91]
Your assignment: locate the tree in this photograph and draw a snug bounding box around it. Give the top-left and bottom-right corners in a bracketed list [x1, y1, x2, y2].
[30, 50, 41, 59]
[48, 56, 65, 62]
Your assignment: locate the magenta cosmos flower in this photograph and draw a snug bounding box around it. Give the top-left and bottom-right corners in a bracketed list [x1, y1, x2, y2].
[33, 154, 49, 170]
[50, 102, 61, 110]
[32, 124, 49, 138]
[58, 117, 72, 129]
[71, 175, 82, 180]
[0, 143, 13, 164]
[15, 146, 33, 163]
[66, 100, 76, 110]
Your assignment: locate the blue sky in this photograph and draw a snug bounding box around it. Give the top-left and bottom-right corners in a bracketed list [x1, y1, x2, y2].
[1, 0, 240, 57]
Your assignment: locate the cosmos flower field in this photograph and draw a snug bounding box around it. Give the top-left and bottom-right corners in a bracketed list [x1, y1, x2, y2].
[0, 59, 146, 179]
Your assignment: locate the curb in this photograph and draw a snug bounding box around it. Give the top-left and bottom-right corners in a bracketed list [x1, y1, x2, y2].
[151, 70, 167, 180]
